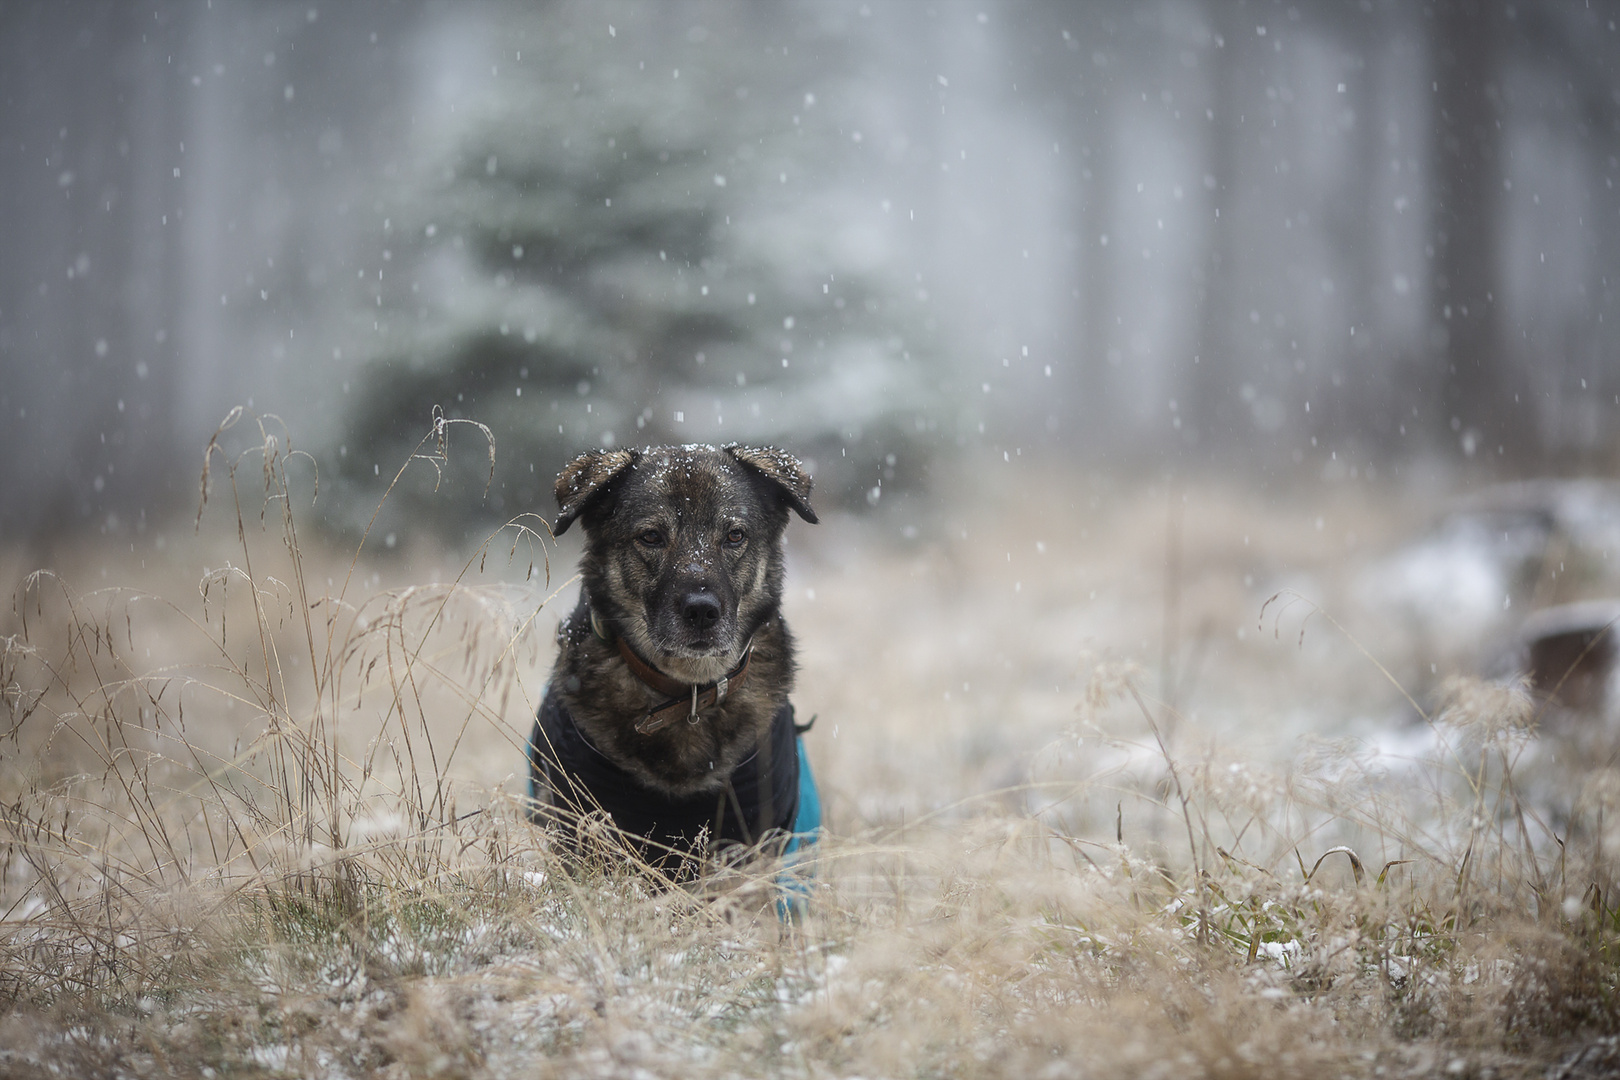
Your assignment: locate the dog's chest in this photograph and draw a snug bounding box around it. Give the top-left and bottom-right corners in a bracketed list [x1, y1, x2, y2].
[531, 691, 802, 867]
[553, 630, 787, 797]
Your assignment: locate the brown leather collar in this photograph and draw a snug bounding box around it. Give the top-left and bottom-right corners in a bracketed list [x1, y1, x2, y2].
[588, 602, 753, 735]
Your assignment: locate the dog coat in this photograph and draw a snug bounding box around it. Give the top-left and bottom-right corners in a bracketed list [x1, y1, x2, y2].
[527, 693, 820, 873]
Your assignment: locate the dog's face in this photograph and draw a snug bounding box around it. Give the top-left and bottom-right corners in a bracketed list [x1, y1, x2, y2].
[554, 444, 817, 681]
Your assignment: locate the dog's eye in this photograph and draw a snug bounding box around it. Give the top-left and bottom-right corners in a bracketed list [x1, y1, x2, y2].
[724, 527, 746, 546]
[638, 528, 665, 547]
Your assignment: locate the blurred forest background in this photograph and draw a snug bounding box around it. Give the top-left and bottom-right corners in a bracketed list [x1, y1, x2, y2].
[2, 0, 1618, 545]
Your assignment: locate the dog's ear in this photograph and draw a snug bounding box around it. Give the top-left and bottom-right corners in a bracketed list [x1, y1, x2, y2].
[554, 448, 639, 535]
[724, 444, 818, 524]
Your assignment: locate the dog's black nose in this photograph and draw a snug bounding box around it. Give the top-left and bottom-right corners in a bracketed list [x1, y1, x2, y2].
[681, 592, 721, 630]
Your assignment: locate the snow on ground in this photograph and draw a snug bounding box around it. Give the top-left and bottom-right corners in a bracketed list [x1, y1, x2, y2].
[10, 458, 1620, 1077]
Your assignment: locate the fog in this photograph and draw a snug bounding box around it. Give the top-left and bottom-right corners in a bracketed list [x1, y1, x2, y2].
[3, 0, 1618, 544]
[9, 10, 1620, 1068]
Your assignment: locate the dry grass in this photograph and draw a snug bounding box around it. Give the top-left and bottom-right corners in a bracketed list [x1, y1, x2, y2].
[2, 421, 1618, 1079]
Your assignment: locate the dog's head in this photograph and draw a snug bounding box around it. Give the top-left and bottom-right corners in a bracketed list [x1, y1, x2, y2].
[553, 444, 817, 679]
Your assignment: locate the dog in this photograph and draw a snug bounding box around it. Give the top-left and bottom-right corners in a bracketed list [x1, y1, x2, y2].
[526, 443, 821, 880]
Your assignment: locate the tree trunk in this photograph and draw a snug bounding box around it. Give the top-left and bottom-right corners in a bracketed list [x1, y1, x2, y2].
[1428, 0, 1518, 460]
[1189, 2, 1242, 452]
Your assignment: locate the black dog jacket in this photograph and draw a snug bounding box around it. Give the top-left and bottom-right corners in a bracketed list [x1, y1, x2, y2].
[527, 693, 801, 872]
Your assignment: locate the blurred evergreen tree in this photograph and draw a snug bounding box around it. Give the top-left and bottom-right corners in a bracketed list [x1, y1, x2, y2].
[330, 2, 942, 542]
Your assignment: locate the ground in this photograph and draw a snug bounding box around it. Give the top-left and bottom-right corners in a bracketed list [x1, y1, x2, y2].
[2, 451, 1616, 1079]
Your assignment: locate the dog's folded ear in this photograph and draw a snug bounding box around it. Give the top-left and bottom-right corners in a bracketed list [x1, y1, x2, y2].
[554, 448, 640, 534]
[724, 444, 819, 524]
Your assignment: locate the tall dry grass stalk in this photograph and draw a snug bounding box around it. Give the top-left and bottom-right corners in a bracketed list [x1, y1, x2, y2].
[1, 416, 1617, 1078]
